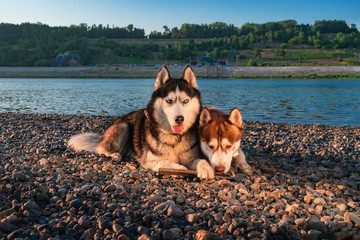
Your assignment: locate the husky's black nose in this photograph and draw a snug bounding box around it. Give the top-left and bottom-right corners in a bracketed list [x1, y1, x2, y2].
[215, 165, 225, 173]
[175, 115, 184, 124]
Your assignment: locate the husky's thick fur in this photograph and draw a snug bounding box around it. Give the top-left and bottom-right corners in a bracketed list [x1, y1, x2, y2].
[68, 65, 214, 179]
[199, 107, 252, 175]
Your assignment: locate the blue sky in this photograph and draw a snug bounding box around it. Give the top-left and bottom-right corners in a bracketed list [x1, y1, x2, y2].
[1, 0, 360, 34]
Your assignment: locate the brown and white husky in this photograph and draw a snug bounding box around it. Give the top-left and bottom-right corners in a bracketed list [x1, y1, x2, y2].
[199, 107, 252, 175]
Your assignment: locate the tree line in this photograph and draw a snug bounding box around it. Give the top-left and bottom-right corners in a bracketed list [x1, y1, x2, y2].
[0, 20, 356, 41]
[0, 20, 359, 66]
[150, 20, 358, 40]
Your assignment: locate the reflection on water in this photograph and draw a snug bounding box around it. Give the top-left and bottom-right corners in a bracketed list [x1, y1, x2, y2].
[0, 78, 359, 126]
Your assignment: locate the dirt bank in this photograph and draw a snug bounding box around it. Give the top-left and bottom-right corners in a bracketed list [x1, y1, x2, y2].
[1, 66, 360, 78]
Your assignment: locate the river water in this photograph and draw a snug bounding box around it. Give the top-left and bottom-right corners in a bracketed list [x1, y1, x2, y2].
[0, 78, 359, 126]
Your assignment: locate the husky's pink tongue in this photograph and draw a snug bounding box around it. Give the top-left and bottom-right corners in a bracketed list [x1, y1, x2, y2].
[174, 125, 184, 134]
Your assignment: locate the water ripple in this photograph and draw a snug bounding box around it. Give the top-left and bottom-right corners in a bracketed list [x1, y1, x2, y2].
[0, 78, 359, 126]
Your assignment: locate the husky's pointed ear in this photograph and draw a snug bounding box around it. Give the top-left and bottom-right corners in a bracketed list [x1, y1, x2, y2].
[182, 64, 198, 89]
[228, 107, 243, 128]
[154, 65, 170, 90]
[200, 107, 212, 127]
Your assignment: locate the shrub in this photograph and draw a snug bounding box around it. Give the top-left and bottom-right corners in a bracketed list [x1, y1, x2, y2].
[238, 54, 247, 59]
[34, 59, 50, 67]
[307, 73, 318, 79]
[247, 59, 257, 66]
[259, 61, 269, 66]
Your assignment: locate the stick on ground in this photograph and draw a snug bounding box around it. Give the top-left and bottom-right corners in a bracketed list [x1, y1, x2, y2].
[158, 168, 233, 179]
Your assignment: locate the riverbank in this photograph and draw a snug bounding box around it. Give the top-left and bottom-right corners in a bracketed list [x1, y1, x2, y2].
[1, 66, 360, 78]
[1, 113, 360, 239]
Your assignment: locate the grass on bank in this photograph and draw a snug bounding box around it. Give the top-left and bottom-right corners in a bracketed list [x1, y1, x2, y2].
[229, 74, 360, 79]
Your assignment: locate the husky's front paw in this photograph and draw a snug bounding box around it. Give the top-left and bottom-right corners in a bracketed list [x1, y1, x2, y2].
[196, 160, 214, 180]
[106, 152, 121, 160]
[233, 150, 252, 175]
[238, 163, 252, 175]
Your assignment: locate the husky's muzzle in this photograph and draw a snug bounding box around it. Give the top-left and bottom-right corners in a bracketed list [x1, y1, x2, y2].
[173, 115, 184, 133]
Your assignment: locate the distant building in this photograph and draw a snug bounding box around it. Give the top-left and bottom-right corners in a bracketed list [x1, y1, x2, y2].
[218, 60, 227, 66]
[200, 56, 215, 65]
[347, 24, 357, 29]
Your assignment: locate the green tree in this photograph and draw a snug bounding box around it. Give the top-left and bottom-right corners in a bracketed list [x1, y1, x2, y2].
[254, 48, 261, 59]
[220, 49, 229, 59]
[163, 25, 171, 38]
[213, 47, 220, 59]
[313, 39, 322, 49]
[127, 24, 134, 32]
[280, 48, 286, 58]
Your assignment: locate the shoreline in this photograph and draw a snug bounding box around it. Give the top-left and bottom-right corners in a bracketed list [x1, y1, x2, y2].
[1, 66, 360, 78]
[1, 112, 360, 239]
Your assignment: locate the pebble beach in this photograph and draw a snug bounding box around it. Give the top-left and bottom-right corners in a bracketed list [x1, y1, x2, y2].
[1, 112, 360, 240]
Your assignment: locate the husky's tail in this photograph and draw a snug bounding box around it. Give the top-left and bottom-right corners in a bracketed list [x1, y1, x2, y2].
[68, 133, 101, 153]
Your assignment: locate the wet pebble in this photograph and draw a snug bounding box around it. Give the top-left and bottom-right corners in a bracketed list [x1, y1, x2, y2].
[147, 194, 164, 203]
[70, 199, 83, 209]
[97, 216, 112, 230]
[104, 184, 116, 192]
[162, 228, 182, 240]
[11, 172, 27, 181]
[344, 212, 360, 225]
[167, 205, 184, 218]
[0, 220, 13, 233]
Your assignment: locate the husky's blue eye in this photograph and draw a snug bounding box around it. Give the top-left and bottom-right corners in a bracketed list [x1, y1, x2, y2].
[183, 99, 189, 104]
[165, 99, 172, 104]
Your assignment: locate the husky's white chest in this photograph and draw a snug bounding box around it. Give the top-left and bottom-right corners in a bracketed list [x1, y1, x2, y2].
[145, 131, 195, 163]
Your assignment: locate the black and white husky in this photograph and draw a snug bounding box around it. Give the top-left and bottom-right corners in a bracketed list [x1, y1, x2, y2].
[68, 65, 215, 179]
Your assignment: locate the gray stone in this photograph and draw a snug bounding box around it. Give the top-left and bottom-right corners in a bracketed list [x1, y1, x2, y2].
[214, 213, 223, 224]
[307, 221, 326, 233]
[187, 213, 199, 223]
[153, 200, 175, 213]
[162, 228, 182, 240]
[104, 184, 116, 192]
[78, 216, 91, 228]
[35, 192, 48, 201]
[0, 208, 15, 219]
[138, 234, 152, 240]
[79, 228, 95, 239]
[12, 172, 27, 181]
[295, 218, 306, 226]
[307, 229, 322, 240]
[97, 216, 112, 230]
[70, 199, 83, 208]
[232, 218, 246, 228]
[167, 205, 184, 218]
[0, 219, 13, 233]
[344, 212, 360, 225]
[147, 194, 164, 203]
[195, 230, 220, 240]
